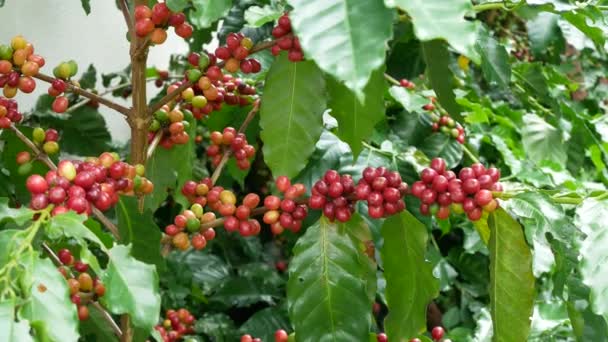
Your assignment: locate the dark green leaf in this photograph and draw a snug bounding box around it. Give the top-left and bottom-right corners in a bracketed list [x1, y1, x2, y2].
[419, 133, 463, 169]
[328, 67, 386, 158]
[194, 313, 236, 340]
[80, 304, 120, 342]
[79, 64, 97, 89]
[422, 40, 462, 121]
[476, 26, 511, 89]
[101, 245, 161, 331]
[287, 0, 393, 98]
[116, 196, 164, 272]
[211, 276, 280, 308]
[381, 211, 439, 339]
[287, 217, 372, 342]
[21, 257, 80, 342]
[177, 251, 231, 293]
[81, 0, 91, 14]
[260, 53, 326, 178]
[488, 209, 535, 342]
[527, 13, 564, 58]
[238, 306, 291, 341]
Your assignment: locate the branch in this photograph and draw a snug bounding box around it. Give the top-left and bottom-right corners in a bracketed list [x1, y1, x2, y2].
[209, 101, 260, 185]
[41, 242, 123, 338]
[383, 73, 400, 86]
[118, 0, 133, 39]
[147, 80, 192, 115]
[146, 129, 163, 160]
[8, 124, 121, 239]
[67, 82, 132, 113]
[33, 73, 131, 116]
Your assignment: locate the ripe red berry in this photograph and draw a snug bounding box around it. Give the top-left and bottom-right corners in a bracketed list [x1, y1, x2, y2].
[474, 189, 493, 206]
[58, 249, 72, 265]
[274, 329, 288, 342]
[377, 333, 388, 342]
[26, 174, 48, 194]
[462, 178, 480, 194]
[431, 326, 445, 340]
[421, 168, 438, 184]
[74, 261, 88, 273]
[52, 96, 69, 113]
[430, 158, 446, 173]
[276, 176, 291, 192]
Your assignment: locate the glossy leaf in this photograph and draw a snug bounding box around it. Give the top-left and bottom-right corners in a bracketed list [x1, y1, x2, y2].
[0, 197, 33, 225]
[238, 306, 291, 341]
[287, 217, 372, 341]
[389, 0, 479, 61]
[488, 209, 535, 342]
[116, 196, 164, 272]
[577, 198, 608, 317]
[190, 0, 232, 28]
[527, 13, 564, 58]
[476, 27, 511, 89]
[287, 0, 393, 98]
[419, 133, 463, 169]
[101, 245, 161, 331]
[389, 86, 429, 113]
[328, 67, 386, 158]
[0, 299, 34, 342]
[381, 211, 439, 339]
[260, 53, 326, 178]
[521, 114, 567, 165]
[21, 257, 79, 342]
[46, 211, 108, 251]
[244, 5, 282, 27]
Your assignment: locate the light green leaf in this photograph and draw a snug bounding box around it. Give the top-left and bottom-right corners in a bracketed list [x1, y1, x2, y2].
[101, 245, 161, 331]
[260, 53, 326, 178]
[244, 5, 282, 27]
[0, 299, 34, 342]
[287, 217, 372, 341]
[21, 257, 79, 342]
[0, 197, 33, 225]
[521, 114, 567, 165]
[328, 67, 386, 158]
[116, 196, 164, 272]
[476, 26, 510, 89]
[389, 0, 479, 61]
[46, 211, 108, 252]
[190, 0, 232, 28]
[389, 86, 429, 113]
[381, 211, 439, 340]
[422, 40, 462, 121]
[166, 0, 188, 12]
[577, 198, 608, 317]
[287, 0, 393, 98]
[488, 209, 535, 342]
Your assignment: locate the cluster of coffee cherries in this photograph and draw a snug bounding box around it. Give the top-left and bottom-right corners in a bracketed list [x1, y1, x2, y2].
[215, 33, 262, 74]
[241, 330, 289, 342]
[16, 127, 60, 174]
[356, 167, 408, 219]
[25, 152, 153, 215]
[165, 201, 217, 251]
[56, 249, 105, 321]
[149, 105, 192, 149]
[223, 192, 264, 237]
[309, 170, 357, 222]
[134, 2, 193, 42]
[411, 158, 502, 221]
[154, 309, 195, 342]
[207, 127, 255, 170]
[429, 112, 465, 144]
[399, 78, 416, 90]
[0, 36, 45, 98]
[171, 64, 257, 118]
[0, 96, 22, 128]
[263, 176, 308, 234]
[271, 13, 304, 62]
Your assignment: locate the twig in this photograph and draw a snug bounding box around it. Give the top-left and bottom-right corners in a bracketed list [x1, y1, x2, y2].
[146, 129, 163, 160]
[118, 0, 133, 39]
[461, 144, 480, 164]
[8, 124, 121, 240]
[67, 82, 132, 113]
[33, 73, 131, 116]
[209, 101, 260, 185]
[147, 81, 193, 115]
[41, 242, 123, 338]
[384, 73, 400, 86]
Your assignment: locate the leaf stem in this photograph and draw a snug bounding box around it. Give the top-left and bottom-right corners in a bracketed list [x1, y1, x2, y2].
[383, 73, 401, 86]
[461, 144, 480, 163]
[32, 73, 131, 116]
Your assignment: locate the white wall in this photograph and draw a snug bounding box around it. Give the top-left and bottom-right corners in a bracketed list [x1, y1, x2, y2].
[0, 1, 189, 143]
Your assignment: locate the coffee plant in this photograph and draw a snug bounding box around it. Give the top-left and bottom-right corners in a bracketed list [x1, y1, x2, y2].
[1, 0, 608, 341]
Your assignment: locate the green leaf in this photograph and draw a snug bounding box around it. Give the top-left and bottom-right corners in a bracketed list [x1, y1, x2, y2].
[0, 198, 33, 225]
[80, 0, 91, 14]
[521, 114, 567, 165]
[46, 211, 108, 251]
[211, 276, 280, 308]
[422, 40, 462, 121]
[166, 0, 188, 12]
[287, 0, 393, 98]
[287, 217, 372, 341]
[172, 251, 230, 294]
[476, 26, 510, 89]
[244, 5, 282, 27]
[194, 313, 236, 340]
[21, 257, 79, 342]
[389, 0, 479, 61]
[101, 245, 161, 331]
[79, 64, 97, 89]
[238, 306, 291, 341]
[577, 198, 608, 318]
[561, 11, 605, 50]
[381, 211, 439, 340]
[419, 133, 463, 169]
[0, 299, 34, 342]
[145, 116, 195, 210]
[116, 196, 164, 272]
[389, 86, 429, 113]
[190, 0, 232, 28]
[328, 67, 386, 158]
[80, 304, 119, 342]
[566, 273, 608, 342]
[488, 209, 535, 342]
[0, 230, 21, 267]
[260, 53, 326, 178]
[527, 13, 563, 58]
